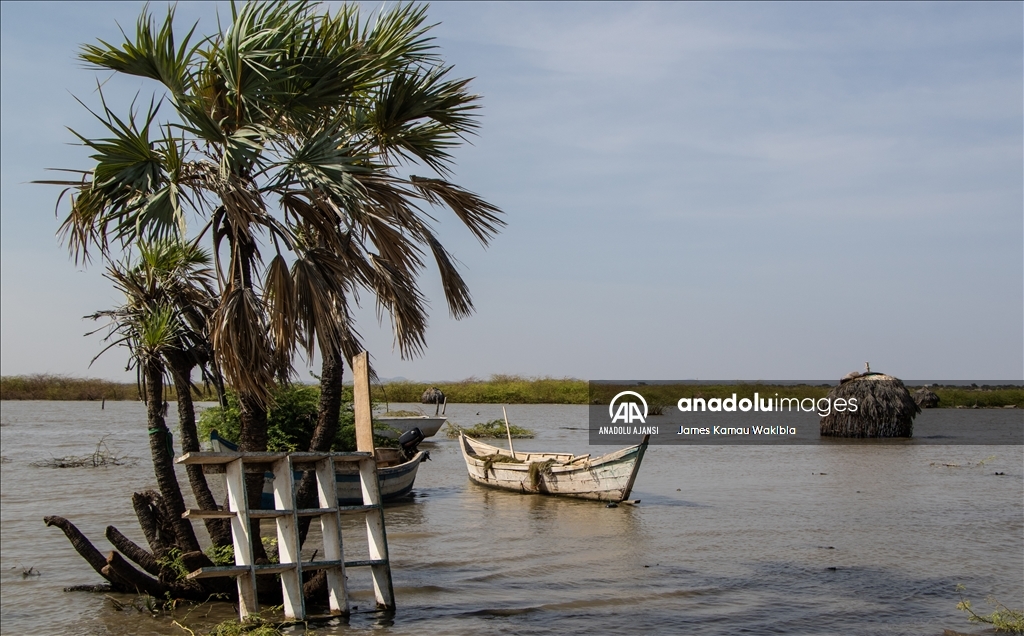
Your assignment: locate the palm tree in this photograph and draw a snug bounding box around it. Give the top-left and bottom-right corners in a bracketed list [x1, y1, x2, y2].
[47, 1, 504, 469]
[88, 240, 221, 554]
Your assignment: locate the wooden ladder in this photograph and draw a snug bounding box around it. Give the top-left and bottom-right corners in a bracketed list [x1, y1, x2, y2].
[176, 449, 395, 620]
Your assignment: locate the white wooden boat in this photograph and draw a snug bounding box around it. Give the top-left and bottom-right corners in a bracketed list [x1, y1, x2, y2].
[373, 415, 447, 439]
[210, 432, 427, 506]
[458, 433, 650, 502]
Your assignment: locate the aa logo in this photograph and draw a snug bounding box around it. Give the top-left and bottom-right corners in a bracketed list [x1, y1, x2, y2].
[609, 391, 648, 424]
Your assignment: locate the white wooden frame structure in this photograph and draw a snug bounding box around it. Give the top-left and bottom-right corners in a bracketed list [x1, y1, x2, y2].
[175, 449, 395, 620]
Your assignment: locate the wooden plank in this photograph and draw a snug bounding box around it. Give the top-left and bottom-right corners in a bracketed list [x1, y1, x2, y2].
[249, 510, 293, 519]
[295, 508, 338, 517]
[343, 559, 388, 568]
[272, 456, 304, 620]
[186, 565, 250, 579]
[337, 504, 379, 516]
[253, 563, 298, 575]
[359, 456, 395, 610]
[177, 451, 240, 465]
[238, 452, 289, 463]
[182, 509, 233, 519]
[176, 451, 289, 464]
[225, 457, 258, 618]
[329, 453, 373, 463]
[316, 457, 350, 615]
[352, 351, 374, 453]
[286, 452, 332, 462]
[300, 560, 343, 571]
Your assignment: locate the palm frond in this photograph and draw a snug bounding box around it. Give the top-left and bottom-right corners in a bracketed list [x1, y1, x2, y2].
[369, 254, 428, 358]
[409, 176, 505, 245]
[210, 285, 275, 405]
[263, 253, 296, 375]
[80, 5, 200, 97]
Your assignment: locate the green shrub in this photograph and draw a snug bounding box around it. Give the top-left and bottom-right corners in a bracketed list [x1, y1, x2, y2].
[198, 384, 395, 452]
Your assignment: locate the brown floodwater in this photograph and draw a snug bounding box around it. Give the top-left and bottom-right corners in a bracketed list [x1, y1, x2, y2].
[1, 401, 1021, 635]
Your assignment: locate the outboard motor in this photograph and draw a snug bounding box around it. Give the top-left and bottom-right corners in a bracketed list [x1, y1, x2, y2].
[398, 427, 425, 461]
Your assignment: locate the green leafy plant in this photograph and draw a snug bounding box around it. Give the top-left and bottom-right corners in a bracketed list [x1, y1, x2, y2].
[957, 585, 1024, 633]
[205, 544, 234, 566]
[156, 548, 191, 581]
[199, 385, 396, 451]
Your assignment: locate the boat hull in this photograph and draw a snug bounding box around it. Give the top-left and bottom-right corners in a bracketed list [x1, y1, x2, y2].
[373, 416, 447, 439]
[256, 450, 428, 508]
[209, 433, 426, 506]
[459, 434, 648, 502]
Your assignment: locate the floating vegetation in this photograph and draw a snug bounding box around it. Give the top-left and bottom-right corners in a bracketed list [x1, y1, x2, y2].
[445, 420, 535, 439]
[648, 404, 666, 416]
[106, 594, 166, 614]
[204, 614, 286, 636]
[930, 455, 997, 468]
[378, 410, 423, 417]
[30, 437, 137, 468]
[957, 585, 1024, 633]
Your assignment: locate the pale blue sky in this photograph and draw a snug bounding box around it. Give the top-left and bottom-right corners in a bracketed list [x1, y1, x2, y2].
[1, 2, 1021, 382]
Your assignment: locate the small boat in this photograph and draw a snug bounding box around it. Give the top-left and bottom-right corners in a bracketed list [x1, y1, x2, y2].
[210, 431, 429, 507]
[373, 415, 448, 439]
[458, 432, 650, 502]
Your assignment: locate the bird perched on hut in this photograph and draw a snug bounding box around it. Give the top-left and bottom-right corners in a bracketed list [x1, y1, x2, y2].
[821, 364, 920, 437]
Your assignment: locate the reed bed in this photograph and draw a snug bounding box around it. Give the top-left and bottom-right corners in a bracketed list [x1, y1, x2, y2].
[2, 374, 1019, 407]
[0, 374, 219, 401]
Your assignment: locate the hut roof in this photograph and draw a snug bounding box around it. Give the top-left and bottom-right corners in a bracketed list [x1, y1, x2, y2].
[820, 372, 919, 438]
[913, 387, 940, 408]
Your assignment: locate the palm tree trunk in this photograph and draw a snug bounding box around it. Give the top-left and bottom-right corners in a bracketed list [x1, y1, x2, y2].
[298, 351, 344, 545]
[168, 353, 233, 547]
[144, 357, 201, 553]
[228, 232, 271, 560]
[43, 516, 128, 591]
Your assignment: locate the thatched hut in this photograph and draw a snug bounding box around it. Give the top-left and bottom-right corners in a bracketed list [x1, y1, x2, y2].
[421, 387, 445, 405]
[820, 371, 920, 437]
[913, 387, 940, 409]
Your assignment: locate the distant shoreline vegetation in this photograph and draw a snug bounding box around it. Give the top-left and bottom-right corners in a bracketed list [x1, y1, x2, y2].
[0, 374, 219, 402]
[1, 374, 1020, 407]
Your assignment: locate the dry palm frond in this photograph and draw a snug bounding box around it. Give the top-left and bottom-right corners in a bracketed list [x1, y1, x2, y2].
[263, 254, 296, 377]
[409, 176, 505, 246]
[210, 285, 275, 405]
